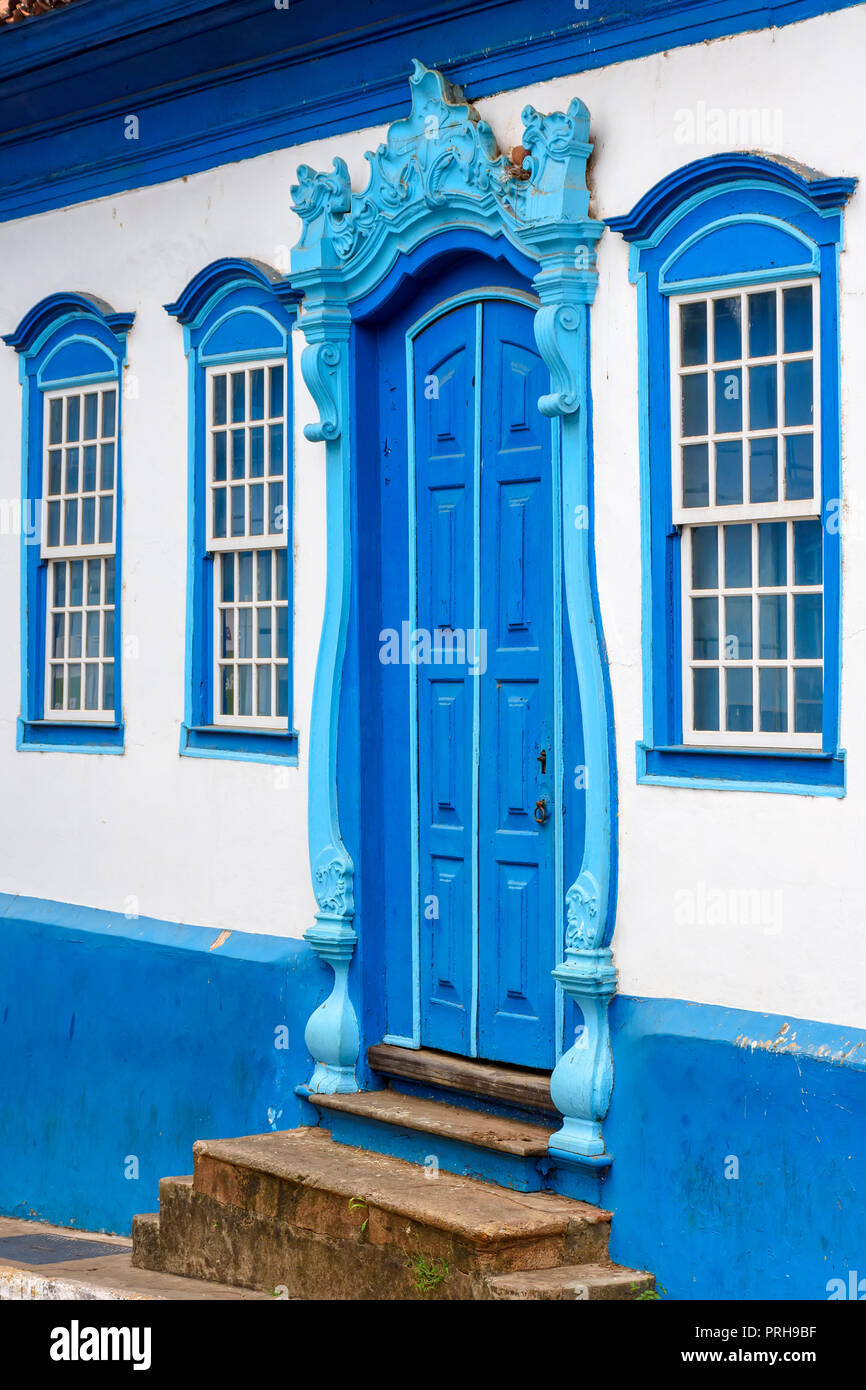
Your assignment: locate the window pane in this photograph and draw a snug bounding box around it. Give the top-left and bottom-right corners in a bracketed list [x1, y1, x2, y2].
[277, 664, 289, 718]
[692, 596, 718, 659]
[693, 668, 719, 731]
[758, 522, 786, 587]
[783, 285, 812, 353]
[104, 556, 115, 598]
[680, 302, 707, 367]
[100, 442, 115, 491]
[250, 368, 265, 421]
[238, 664, 252, 717]
[49, 397, 63, 444]
[268, 422, 284, 476]
[47, 501, 61, 547]
[238, 608, 252, 659]
[66, 395, 80, 442]
[748, 291, 776, 358]
[81, 497, 96, 545]
[212, 374, 227, 427]
[784, 360, 812, 427]
[794, 593, 822, 659]
[103, 661, 115, 712]
[257, 607, 272, 658]
[48, 451, 62, 496]
[681, 374, 707, 437]
[221, 666, 234, 715]
[103, 610, 115, 658]
[748, 364, 777, 430]
[713, 297, 741, 362]
[785, 434, 813, 501]
[250, 483, 264, 536]
[221, 551, 235, 603]
[250, 426, 265, 478]
[715, 441, 742, 506]
[231, 429, 245, 480]
[83, 444, 98, 493]
[51, 665, 64, 709]
[691, 526, 718, 589]
[269, 365, 284, 418]
[213, 487, 227, 539]
[99, 495, 113, 544]
[257, 550, 272, 601]
[85, 663, 99, 710]
[64, 498, 78, 546]
[231, 485, 245, 537]
[70, 560, 83, 607]
[759, 594, 787, 659]
[759, 667, 787, 732]
[726, 667, 753, 732]
[69, 611, 82, 658]
[794, 667, 822, 734]
[749, 437, 778, 504]
[724, 524, 752, 588]
[52, 613, 65, 659]
[84, 392, 99, 438]
[276, 607, 288, 660]
[68, 663, 81, 710]
[257, 664, 271, 717]
[213, 432, 227, 483]
[724, 595, 752, 660]
[682, 444, 709, 508]
[87, 558, 101, 605]
[269, 481, 284, 535]
[231, 371, 245, 423]
[238, 551, 253, 601]
[54, 562, 66, 607]
[275, 548, 287, 602]
[714, 369, 742, 433]
[65, 447, 79, 494]
[101, 390, 116, 437]
[86, 610, 100, 658]
[793, 520, 822, 585]
[221, 609, 235, 659]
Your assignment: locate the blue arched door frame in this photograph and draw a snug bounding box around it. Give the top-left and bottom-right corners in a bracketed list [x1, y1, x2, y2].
[289, 61, 617, 1168]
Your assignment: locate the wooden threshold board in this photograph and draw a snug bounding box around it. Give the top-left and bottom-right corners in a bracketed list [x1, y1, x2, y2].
[367, 1044, 557, 1115]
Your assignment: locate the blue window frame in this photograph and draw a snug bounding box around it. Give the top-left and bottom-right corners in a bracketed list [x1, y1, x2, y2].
[608, 155, 856, 796]
[165, 259, 301, 764]
[3, 293, 133, 753]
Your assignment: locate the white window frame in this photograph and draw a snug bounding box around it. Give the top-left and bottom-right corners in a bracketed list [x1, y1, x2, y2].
[205, 360, 289, 731]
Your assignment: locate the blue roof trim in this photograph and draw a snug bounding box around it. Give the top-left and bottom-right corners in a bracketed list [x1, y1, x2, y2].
[164, 257, 302, 324]
[2, 291, 135, 352]
[608, 153, 858, 242]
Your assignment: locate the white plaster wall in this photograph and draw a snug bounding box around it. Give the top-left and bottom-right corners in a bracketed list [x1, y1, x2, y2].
[0, 7, 863, 1023]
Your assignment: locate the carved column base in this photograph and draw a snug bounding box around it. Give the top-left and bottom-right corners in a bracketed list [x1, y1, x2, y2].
[549, 948, 617, 1162]
[302, 922, 360, 1094]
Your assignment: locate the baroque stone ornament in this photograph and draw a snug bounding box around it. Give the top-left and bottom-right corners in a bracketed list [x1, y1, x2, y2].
[290, 61, 618, 1159]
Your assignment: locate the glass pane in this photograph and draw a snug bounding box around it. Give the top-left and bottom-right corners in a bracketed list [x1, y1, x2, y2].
[70, 560, 83, 607]
[784, 360, 812, 427]
[65, 447, 79, 494]
[693, 668, 719, 731]
[102, 661, 114, 712]
[99, 495, 113, 544]
[213, 432, 227, 482]
[48, 451, 62, 496]
[724, 524, 752, 588]
[682, 444, 709, 508]
[268, 422, 284, 476]
[794, 667, 822, 734]
[784, 285, 812, 353]
[724, 595, 752, 660]
[276, 607, 288, 660]
[691, 526, 718, 589]
[277, 664, 289, 718]
[793, 520, 822, 585]
[101, 390, 116, 438]
[100, 442, 115, 491]
[221, 609, 234, 659]
[83, 444, 98, 493]
[84, 393, 99, 438]
[53, 562, 66, 607]
[104, 556, 115, 600]
[103, 610, 114, 658]
[221, 665, 234, 716]
[86, 610, 100, 657]
[275, 548, 287, 602]
[257, 550, 272, 601]
[49, 397, 63, 444]
[51, 665, 64, 710]
[238, 608, 252, 659]
[692, 596, 718, 659]
[238, 551, 253, 601]
[250, 369, 265, 421]
[221, 551, 235, 603]
[68, 611, 82, 658]
[212, 374, 227, 427]
[726, 667, 753, 732]
[269, 481, 284, 535]
[66, 395, 80, 442]
[759, 594, 787, 659]
[713, 297, 741, 362]
[749, 437, 778, 504]
[250, 483, 264, 536]
[250, 426, 265, 478]
[794, 593, 822, 659]
[714, 369, 742, 433]
[256, 665, 271, 717]
[785, 434, 813, 501]
[681, 374, 708, 437]
[257, 607, 272, 658]
[87, 558, 101, 605]
[81, 497, 96, 546]
[758, 522, 786, 587]
[715, 441, 743, 506]
[748, 291, 776, 357]
[52, 613, 65, 659]
[759, 667, 787, 732]
[231, 485, 245, 537]
[231, 372, 245, 424]
[213, 487, 227, 539]
[680, 301, 707, 366]
[231, 428, 245, 480]
[269, 365, 284, 419]
[64, 498, 78, 546]
[85, 663, 99, 710]
[748, 364, 777, 430]
[47, 501, 61, 547]
[68, 662, 81, 710]
[238, 664, 252, 717]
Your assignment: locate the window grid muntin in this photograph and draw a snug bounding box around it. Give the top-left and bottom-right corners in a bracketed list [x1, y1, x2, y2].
[681, 520, 823, 749]
[670, 280, 821, 526]
[42, 386, 118, 560]
[213, 548, 289, 730]
[44, 556, 116, 722]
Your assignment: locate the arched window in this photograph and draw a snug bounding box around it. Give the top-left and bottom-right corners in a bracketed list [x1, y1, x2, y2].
[609, 155, 856, 795]
[165, 260, 301, 763]
[3, 293, 133, 751]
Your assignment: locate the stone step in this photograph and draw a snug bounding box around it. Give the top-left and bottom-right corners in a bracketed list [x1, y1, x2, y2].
[368, 1043, 556, 1114]
[486, 1263, 655, 1301]
[132, 1127, 618, 1298]
[311, 1088, 555, 1190]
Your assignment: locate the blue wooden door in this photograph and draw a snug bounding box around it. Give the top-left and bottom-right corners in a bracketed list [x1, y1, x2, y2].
[414, 298, 557, 1068]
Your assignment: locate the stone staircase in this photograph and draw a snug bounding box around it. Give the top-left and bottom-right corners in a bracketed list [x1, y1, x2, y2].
[132, 1048, 653, 1300]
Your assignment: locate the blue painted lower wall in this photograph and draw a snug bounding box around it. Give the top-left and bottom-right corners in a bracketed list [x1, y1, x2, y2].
[0, 893, 324, 1235]
[604, 995, 866, 1300]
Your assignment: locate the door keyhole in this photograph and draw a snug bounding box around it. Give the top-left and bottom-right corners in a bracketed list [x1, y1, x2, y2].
[537, 749, 547, 774]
